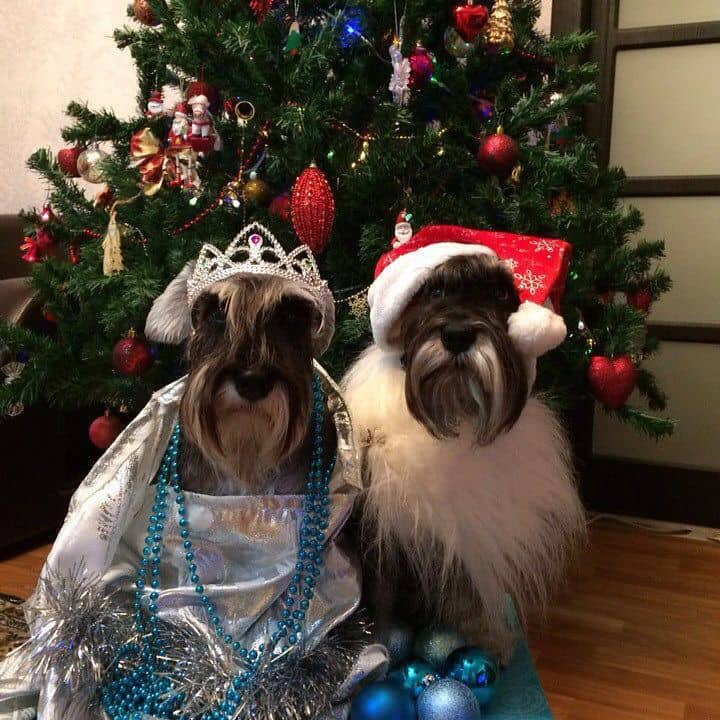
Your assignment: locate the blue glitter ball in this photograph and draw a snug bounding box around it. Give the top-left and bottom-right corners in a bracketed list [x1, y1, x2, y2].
[417, 679, 481, 720]
[350, 681, 416, 720]
[413, 627, 466, 669]
[15, 350, 30, 363]
[378, 622, 414, 665]
[388, 658, 439, 698]
[445, 646, 499, 706]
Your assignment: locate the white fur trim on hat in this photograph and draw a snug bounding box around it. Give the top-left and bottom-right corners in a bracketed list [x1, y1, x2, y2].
[508, 300, 567, 358]
[368, 242, 496, 351]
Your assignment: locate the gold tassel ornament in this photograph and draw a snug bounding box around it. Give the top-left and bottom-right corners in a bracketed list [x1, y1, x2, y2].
[102, 207, 124, 276]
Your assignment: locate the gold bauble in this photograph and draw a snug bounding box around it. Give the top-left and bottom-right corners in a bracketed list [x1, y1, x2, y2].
[243, 177, 272, 206]
[77, 144, 109, 184]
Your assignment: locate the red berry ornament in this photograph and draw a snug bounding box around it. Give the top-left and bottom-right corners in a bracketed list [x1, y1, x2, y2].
[409, 46, 434, 89]
[112, 332, 155, 376]
[269, 192, 292, 222]
[57, 146, 83, 177]
[453, 1, 489, 42]
[89, 411, 125, 450]
[587, 354, 638, 409]
[291, 165, 335, 254]
[476, 127, 519, 177]
[627, 289, 652, 313]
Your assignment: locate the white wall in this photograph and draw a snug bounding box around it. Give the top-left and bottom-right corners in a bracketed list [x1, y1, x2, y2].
[0, 1, 553, 214]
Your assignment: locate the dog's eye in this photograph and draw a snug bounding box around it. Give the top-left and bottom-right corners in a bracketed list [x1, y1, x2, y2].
[495, 286, 510, 302]
[208, 307, 226, 327]
[429, 287, 444, 300]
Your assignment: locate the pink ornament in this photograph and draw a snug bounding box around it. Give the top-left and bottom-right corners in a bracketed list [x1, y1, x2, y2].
[409, 46, 434, 89]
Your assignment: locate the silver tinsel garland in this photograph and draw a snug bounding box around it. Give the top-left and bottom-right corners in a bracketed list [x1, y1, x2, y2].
[15, 565, 370, 719]
[120, 613, 372, 720]
[17, 566, 134, 707]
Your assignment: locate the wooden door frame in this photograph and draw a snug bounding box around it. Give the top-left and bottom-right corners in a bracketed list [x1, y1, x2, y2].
[552, 0, 720, 526]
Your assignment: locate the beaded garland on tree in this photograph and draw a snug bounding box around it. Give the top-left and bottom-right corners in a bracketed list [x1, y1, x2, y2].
[100, 376, 335, 720]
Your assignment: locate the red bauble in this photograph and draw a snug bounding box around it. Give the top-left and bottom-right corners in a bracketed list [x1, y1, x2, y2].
[249, 0, 273, 22]
[186, 80, 220, 113]
[409, 46, 434, 89]
[89, 412, 125, 450]
[291, 165, 335, 254]
[112, 334, 155, 376]
[134, 0, 160, 26]
[453, 2, 489, 41]
[42, 307, 58, 324]
[269, 192, 292, 222]
[477, 128, 519, 177]
[627, 289, 652, 313]
[57, 146, 83, 177]
[587, 354, 638, 409]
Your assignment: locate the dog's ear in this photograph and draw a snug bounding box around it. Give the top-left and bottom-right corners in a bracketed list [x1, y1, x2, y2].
[145, 261, 195, 344]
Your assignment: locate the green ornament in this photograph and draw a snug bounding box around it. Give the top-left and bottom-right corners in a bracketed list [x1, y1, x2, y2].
[284, 21, 302, 55]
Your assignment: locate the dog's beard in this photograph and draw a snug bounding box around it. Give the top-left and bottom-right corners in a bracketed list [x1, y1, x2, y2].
[180, 366, 310, 492]
[405, 323, 528, 445]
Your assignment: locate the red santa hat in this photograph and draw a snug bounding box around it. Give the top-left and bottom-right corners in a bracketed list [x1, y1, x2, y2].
[148, 89, 163, 103]
[368, 224, 571, 358]
[396, 210, 411, 225]
[174, 102, 189, 116]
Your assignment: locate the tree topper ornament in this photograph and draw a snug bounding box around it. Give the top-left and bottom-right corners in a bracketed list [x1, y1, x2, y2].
[393, 210, 413, 248]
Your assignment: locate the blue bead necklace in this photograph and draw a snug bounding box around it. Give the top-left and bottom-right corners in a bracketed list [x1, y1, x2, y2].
[101, 375, 334, 720]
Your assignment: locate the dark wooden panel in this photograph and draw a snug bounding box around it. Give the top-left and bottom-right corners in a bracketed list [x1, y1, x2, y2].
[623, 176, 720, 196]
[0, 215, 27, 280]
[551, 0, 591, 37]
[650, 323, 720, 344]
[587, 457, 720, 526]
[615, 22, 720, 50]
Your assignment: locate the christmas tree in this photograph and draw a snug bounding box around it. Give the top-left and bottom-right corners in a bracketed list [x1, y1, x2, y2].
[0, 0, 673, 445]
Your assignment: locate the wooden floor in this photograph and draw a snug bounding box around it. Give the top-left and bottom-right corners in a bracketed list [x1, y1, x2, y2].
[2, 520, 720, 719]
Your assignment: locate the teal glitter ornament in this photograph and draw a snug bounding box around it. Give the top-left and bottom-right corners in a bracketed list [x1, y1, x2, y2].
[445, 646, 499, 705]
[350, 681, 416, 720]
[413, 627, 466, 669]
[388, 658, 439, 698]
[417, 678, 481, 720]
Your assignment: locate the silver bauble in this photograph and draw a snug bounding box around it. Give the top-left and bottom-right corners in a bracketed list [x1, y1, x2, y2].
[444, 27, 475, 61]
[77, 144, 109, 184]
[413, 627, 466, 669]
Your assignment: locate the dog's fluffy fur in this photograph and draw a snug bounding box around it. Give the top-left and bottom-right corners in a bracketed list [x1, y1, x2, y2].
[342, 255, 586, 656]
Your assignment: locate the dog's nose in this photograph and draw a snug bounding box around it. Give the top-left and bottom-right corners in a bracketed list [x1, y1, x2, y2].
[234, 368, 277, 402]
[441, 323, 476, 354]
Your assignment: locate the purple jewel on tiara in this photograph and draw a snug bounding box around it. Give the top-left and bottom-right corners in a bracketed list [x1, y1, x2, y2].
[249, 233, 263, 247]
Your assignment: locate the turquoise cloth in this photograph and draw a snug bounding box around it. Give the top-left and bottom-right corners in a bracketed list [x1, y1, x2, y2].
[483, 599, 553, 719]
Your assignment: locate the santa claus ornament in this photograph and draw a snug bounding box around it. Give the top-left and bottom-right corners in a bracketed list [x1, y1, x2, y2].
[186, 92, 216, 153]
[392, 210, 414, 248]
[145, 89, 165, 118]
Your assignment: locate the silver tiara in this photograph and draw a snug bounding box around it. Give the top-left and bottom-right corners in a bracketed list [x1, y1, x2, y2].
[187, 222, 331, 306]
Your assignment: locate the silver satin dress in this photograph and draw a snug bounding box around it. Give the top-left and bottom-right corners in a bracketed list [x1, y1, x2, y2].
[0, 364, 388, 720]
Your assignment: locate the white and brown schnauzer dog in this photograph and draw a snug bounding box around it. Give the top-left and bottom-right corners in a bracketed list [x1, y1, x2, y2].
[342, 225, 586, 658]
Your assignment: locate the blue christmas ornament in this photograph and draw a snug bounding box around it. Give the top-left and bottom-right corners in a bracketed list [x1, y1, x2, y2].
[445, 647, 499, 706]
[413, 627, 466, 669]
[378, 622, 415, 665]
[388, 658, 440, 699]
[338, 6, 367, 49]
[417, 679, 481, 720]
[350, 681, 416, 720]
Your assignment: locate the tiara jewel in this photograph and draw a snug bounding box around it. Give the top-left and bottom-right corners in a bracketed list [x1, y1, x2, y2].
[187, 222, 331, 306]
